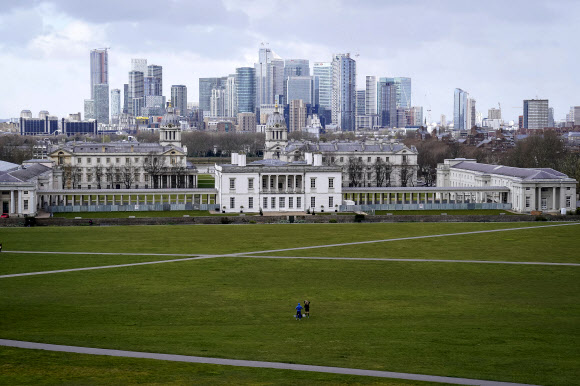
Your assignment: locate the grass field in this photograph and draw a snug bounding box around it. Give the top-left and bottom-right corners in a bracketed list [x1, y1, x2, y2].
[52, 210, 234, 219]
[1, 222, 579, 385]
[197, 173, 215, 188]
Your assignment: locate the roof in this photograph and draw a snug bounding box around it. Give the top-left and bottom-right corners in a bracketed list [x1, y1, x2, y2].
[284, 140, 412, 154]
[452, 161, 571, 181]
[49, 142, 185, 155]
[0, 163, 51, 183]
[0, 160, 19, 172]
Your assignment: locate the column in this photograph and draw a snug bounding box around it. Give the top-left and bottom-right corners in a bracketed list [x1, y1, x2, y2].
[9, 190, 14, 214]
[553, 187, 557, 210]
[17, 190, 23, 214]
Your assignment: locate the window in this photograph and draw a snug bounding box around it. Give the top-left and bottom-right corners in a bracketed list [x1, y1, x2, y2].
[340, 157, 344, 162]
[106, 158, 111, 164]
[145, 175, 149, 182]
[329, 197, 334, 208]
[367, 157, 371, 162]
[24, 200, 29, 210]
[311, 197, 316, 208]
[248, 178, 254, 190]
[134, 157, 139, 163]
[270, 178, 274, 188]
[134, 173, 139, 182]
[279, 197, 285, 208]
[297, 197, 301, 208]
[289, 197, 294, 209]
[525, 196, 530, 208]
[566, 196, 571, 207]
[271, 197, 276, 208]
[229, 178, 235, 190]
[310, 178, 316, 189]
[23, 191, 28, 194]
[525, 187, 531, 191]
[77, 158, 82, 164]
[331, 157, 335, 163]
[403, 155, 407, 162]
[358, 157, 362, 161]
[86, 174, 92, 182]
[87, 158, 92, 164]
[263, 197, 268, 209]
[97, 158, 101, 164]
[385, 157, 389, 162]
[230, 197, 235, 209]
[116, 158, 120, 164]
[329, 178, 334, 189]
[248, 197, 254, 209]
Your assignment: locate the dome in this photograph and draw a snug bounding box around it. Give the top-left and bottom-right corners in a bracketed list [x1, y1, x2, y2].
[266, 107, 286, 128]
[161, 104, 180, 127]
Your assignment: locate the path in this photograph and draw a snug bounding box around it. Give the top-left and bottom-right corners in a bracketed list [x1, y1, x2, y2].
[0, 339, 538, 386]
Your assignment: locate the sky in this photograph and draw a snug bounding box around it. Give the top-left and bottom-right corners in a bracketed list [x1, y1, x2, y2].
[0, 0, 579, 124]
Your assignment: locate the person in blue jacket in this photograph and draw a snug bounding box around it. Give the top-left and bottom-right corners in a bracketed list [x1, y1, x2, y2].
[295, 303, 303, 320]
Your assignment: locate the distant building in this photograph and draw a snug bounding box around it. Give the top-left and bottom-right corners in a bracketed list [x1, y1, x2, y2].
[20, 115, 59, 136]
[199, 77, 227, 114]
[110, 89, 121, 120]
[365, 76, 377, 115]
[313, 62, 332, 113]
[235, 67, 256, 114]
[488, 108, 501, 120]
[454, 88, 469, 130]
[225, 74, 237, 118]
[61, 118, 98, 136]
[128, 70, 144, 116]
[287, 76, 313, 105]
[289, 99, 307, 132]
[355, 90, 366, 116]
[331, 53, 356, 131]
[523, 99, 549, 130]
[237, 112, 257, 132]
[377, 79, 397, 127]
[210, 88, 225, 117]
[171, 85, 188, 116]
[84, 99, 95, 120]
[575, 106, 580, 126]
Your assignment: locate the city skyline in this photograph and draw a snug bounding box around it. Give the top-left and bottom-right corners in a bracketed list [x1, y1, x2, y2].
[1, 0, 579, 123]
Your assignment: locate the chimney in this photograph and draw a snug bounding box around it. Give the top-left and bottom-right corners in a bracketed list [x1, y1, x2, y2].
[102, 146, 106, 153]
[231, 152, 238, 165]
[131, 145, 134, 152]
[305, 152, 313, 165]
[313, 153, 322, 167]
[237, 153, 246, 167]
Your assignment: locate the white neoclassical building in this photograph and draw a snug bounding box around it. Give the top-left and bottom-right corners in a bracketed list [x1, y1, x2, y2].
[437, 158, 577, 213]
[215, 152, 342, 213]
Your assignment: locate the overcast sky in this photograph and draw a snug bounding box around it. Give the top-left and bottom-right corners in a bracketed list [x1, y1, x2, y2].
[1, 0, 578, 123]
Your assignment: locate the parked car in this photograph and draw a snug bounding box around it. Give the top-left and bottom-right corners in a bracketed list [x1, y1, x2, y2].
[1, 213, 9, 218]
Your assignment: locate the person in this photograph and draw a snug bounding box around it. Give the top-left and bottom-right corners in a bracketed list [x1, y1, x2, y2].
[89, 219, 93, 226]
[295, 303, 303, 321]
[304, 300, 310, 318]
[0, 243, 2, 252]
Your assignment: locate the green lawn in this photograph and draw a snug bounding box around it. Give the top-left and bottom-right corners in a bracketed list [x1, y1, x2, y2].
[374, 210, 517, 216]
[1, 257, 578, 385]
[1, 222, 579, 385]
[52, 210, 233, 219]
[197, 173, 215, 188]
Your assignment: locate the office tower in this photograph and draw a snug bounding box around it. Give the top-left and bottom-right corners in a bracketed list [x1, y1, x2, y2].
[286, 76, 313, 105]
[123, 84, 129, 114]
[488, 108, 501, 120]
[110, 88, 121, 121]
[90, 49, 108, 97]
[574, 106, 580, 126]
[284, 59, 309, 103]
[235, 67, 256, 114]
[210, 88, 225, 117]
[466, 98, 476, 129]
[409, 106, 423, 126]
[237, 112, 257, 132]
[518, 115, 524, 129]
[199, 77, 227, 114]
[396, 108, 408, 128]
[523, 99, 549, 130]
[377, 79, 397, 127]
[171, 85, 188, 116]
[225, 74, 237, 117]
[93, 83, 109, 123]
[131, 58, 147, 73]
[378, 77, 411, 109]
[147, 65, 163, 95]
[441, 114, 446, 126]
[289, 99, 307, 132]
[313, 62, 332, 110]
[548, 107, 554, 127]
[356, 90, 366, 116]
[331, 53, 356, 131]
[128, 71, 144, 116]
[255, 46, 284, 106]
[365, 76, 377, 115]
[84, 99, 95, 120]
[454, 88, 469, 130]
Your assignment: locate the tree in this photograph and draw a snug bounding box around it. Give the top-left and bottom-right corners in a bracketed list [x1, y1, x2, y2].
[347, 157, 364, 187]
[62, 164, 82, 189]
[105, 165, 117, 188]
[143, 152, 166, 188]
[93, 164, 104, 189]
[374, 158, 393, 187]
[120, 160, 135, 188]
[399, 159, 414, 187]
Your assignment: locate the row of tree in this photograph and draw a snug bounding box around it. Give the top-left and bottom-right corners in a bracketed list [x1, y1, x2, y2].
[345, 157, 415, 187]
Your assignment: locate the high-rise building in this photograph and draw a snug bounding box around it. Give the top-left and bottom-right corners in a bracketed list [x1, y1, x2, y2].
[377, 79, 397, 127]
[225, 74, 237, 118]
[331, 53, 356, 131]
[147, 65, 163, 95]
[409, 106, 424, 126]
[365, 76, 377, 115]
[441, 114, 446, 127]
[171, 85, 188, 116]
[284, 59, 309, 103]
[574, 106, 580, 126]
[548, 107, 555, 127]
[356, 90, 366, 116]
[84, 99, 95, 120]
[131, 58, 147, 73]
[378, 77, 411, 109]
[272, 58, 285, 105]
[110, 88, 121, 120]
[454, 88, 469, 130]
[289, 99, 307, 132]
[286, 76, 313, 105]
[128, 70, 144, 116]
[488, 108, 501, 120]
[466, 98, 476, 129]
[235, 67, 256, 114]
[90, 49, 108, 98]
[123, 84, 129, 114]
[237, 112, 257, 132]
[210, 88, 225, 117]
[255, 46, 284, 106]
[523, 99, 549, 130]
[89, 49, 109, 124]
[199, 77, 227, 114]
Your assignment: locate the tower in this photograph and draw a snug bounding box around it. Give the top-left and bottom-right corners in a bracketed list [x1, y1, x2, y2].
[159, 103, 182, 147]
[264, 105, 288, 160]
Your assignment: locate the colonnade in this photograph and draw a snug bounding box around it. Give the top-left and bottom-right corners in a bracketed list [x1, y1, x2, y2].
[261, 174, 304, 193]
[342, 188, 509, 205]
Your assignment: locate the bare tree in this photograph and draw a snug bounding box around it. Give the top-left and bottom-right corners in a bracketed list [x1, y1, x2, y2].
[143, 152, 166, 188]
[62, 164, 82, 189]
[93, 164, 104, 189]
[374, 158, 393, 187]
[121, 160, 135, 188]
[105, 165, 116, 188]
[399, 159, 414, 187]
[347, 157, 364, 187]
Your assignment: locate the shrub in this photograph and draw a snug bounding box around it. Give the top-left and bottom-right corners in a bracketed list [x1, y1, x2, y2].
[535, 215, 547, 221]
[354, 214, 365, 223]
[220, 217, 231, 224]
[329, 219, 338, 223]
[249, 220, 256, 224]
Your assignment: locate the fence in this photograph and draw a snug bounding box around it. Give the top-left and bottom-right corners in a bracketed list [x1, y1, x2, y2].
[339, 203, 512, 213]
[47, 203, 220, 213]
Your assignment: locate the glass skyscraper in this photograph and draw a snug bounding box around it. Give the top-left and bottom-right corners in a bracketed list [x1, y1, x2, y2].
[377, 79, 397, 127]
[454, 88, 469, 130]
[286, 76, 313, 105]
[90, 49, 109, 123]
[199, 77, 227, 114]
[313, 62, 332, 111]
[331, 53, 356, 131]
[171, 85, 188, 116]
[110, 88, 121, 119]
[235, 67, 256, 114]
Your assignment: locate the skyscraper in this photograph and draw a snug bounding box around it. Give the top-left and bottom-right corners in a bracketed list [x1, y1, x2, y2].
[199, 77, 227, 114]
[110, 88, 121, 120]
[225, 74, 237, 118]
[286, 76, 313, 105]
[313, 62, 332, 110]
[235, 67, 256, 114]
[171, 85, 188, 116]
[123, 84, 129, 114]
[466, 98, 476, 129]
[331, 53, 356, 131]
[488, 108, 501, 120]
[131, 58, 147, 73]
[454, 88, 469, 130]
[90, 49, 109, 124]
[284, 59, 309, 103]
[210, 88, 225, 117]
[147, 65, 163, 95]
[523, 99, 549, 130]
[254, 46, 284, 106]
[365, 76, 377, 115]
[356, 90, 366, 116]
[377, 79, 397, 127]
[289, 99, 307, 132]
[128, 70, 144, 116]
